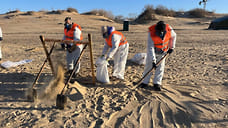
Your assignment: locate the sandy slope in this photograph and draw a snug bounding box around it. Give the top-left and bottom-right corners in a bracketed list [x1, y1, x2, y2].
[0, 11, 227, 128]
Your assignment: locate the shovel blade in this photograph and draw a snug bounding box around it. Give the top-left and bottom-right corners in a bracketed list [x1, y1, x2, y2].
[56, 94, 67, 109]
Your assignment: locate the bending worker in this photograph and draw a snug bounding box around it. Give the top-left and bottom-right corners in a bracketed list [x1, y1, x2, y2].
[139, 21, 176, 91]
[62, 17, 83, 76]
[101, 26, 129, 80]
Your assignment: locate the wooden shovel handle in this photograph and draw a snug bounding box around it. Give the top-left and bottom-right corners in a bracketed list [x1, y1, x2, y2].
[60, 44, 88, 95]
[134, 53, 169, 87]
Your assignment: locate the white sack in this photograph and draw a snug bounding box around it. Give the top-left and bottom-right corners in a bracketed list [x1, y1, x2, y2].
[1, 59, 32, 69]
[95, 58, 110, 83]
[130, 53, 147, 65]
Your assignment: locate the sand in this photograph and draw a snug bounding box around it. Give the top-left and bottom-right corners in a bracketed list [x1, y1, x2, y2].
[0, 11, 227, 128]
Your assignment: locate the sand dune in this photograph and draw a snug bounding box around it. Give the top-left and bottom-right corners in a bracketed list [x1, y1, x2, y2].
[0, 11, 227, 128]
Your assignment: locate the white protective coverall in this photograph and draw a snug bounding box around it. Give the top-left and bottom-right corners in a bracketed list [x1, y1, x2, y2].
[0, 27, 2, 59]
[63, 27, 84, 74]
[102, 29, 129, 80]
[142, 25, 176, 85]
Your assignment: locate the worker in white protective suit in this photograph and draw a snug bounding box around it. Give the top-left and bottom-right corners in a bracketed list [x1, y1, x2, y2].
[0, 26, 2, 61]
[139, 21, 176, 91]
[62, 17, 84, 77]
[101, 26, 129, 80]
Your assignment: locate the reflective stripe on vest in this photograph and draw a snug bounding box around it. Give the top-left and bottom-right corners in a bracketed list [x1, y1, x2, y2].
[105, 31, 128, 48]
[64, 23, 83, 46]
[148, 24, 171, 52]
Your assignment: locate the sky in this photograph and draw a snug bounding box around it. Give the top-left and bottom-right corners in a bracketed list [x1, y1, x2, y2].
[0, 0, 227, 17]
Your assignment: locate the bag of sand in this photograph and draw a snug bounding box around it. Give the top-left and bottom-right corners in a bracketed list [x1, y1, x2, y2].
[95, 57, 110, 83]
[130, 53, 147, 65]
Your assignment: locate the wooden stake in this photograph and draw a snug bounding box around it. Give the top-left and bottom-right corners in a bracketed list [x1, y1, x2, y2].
[44, 38, 89, 44]
[88, 34, 96, 85]
[40, 35, 55, 75]
[32, 42, 56, 88]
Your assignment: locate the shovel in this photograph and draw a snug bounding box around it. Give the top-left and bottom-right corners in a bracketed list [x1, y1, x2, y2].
[133, 52, 169, 88]
[56, 44, 87, 109]
[27, 42, 56, 102]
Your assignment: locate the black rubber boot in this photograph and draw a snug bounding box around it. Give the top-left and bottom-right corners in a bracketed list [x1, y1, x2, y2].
[138, 83, 148, 88]
[153, 84, 161, 91]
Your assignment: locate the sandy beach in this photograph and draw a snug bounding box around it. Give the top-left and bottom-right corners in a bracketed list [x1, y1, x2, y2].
[0, 11, 227, 128]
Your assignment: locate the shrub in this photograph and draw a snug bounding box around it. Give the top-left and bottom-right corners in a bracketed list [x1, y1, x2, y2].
[187, 8, 213, 18]
[134, 5, 157, 24]
[6, 9, 20, 14]
[155, 5, 176, 17]
[114, 15, 124, 23]
[22, 11, 35, 15]
[47, 10, 65, 14]
[83, 9, 115, 20]
[67, 8, 78, 13]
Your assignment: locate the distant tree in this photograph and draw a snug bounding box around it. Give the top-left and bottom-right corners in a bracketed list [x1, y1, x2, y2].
[128, 13, 137, 20]
[199, 0, 208, 10]
[114, 15, 124, 23]
[134, 5, 156, 24]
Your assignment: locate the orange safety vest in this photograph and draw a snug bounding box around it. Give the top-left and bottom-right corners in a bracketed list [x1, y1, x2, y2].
[148, 24, 171, 52]
[105, 31, 128, 48]
[64, 23, 83, 46]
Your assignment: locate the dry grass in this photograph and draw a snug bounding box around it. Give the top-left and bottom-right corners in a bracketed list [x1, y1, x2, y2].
[46, 10, 65, 14]
[155, 5, 177, 17]
[67, 8, 78, 13]
[134, 5, 157, 24]
[22, 11, 36, 15]
[82, 9, 115, 20]
[6, 9, 21, 14]
[187, 8, 215, 18]
[135, 5, 178, 24]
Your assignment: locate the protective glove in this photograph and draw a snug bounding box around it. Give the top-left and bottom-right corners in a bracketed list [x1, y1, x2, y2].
[167, 49, 174, 54]
[106, 57, 110, 62]
[152, 62, 157, 69]
[106, 57, 111, 66]
[67, 43, 76, 53]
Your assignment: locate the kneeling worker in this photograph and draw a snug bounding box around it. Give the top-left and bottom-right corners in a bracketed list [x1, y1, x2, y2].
[101, 26, 129, 80]
[139, 21, 176, 91]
